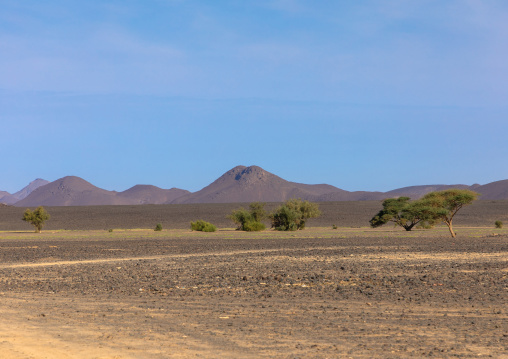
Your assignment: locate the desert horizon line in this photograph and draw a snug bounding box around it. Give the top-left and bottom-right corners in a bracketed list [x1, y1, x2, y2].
[1, 164, 496, 195]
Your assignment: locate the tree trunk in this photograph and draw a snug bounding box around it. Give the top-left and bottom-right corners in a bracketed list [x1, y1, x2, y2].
[446, 220, 455, 238]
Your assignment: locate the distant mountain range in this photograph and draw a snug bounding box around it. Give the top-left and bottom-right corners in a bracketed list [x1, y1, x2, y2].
[0, 179, 50, 205]
[2, 165, 508, 207]
[10, 177, 189, 207]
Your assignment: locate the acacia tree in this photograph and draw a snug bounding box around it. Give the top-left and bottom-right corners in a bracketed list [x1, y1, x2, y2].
[270, 198, 321, 231]
[421, 189, 478, 238]
[370, 197, 439, 231]
[22, 206, 50, 233]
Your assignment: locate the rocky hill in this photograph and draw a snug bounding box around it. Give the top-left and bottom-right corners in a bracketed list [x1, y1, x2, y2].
[119, 185, 189, 204]
[15, 177, 189, 207]
[12, 178, 50, 200]
[0, 191, 17, 205]
[170, 165, 347, 204]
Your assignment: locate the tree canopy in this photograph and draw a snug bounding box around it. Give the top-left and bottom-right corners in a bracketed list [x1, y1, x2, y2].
[270, 198, 321, 231]
[370, 189, 478, 237]
[421, 189, 478, 237]
[370, 197, 439, 231]
[22, 206, 50, 233]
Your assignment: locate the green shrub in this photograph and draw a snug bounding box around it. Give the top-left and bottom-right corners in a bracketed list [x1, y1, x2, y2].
[243, 221, 266, 232]
[22, 206, 50, 233]
[332, 224, 337, 229]
[154, 223, 163, 231]
[190, 220, 217, 232]
[228, 202, 266, 231]
[248, 202, 266, 222]
[108, 228, 113, 233]
[271, 204, 300, 231]
[417, 222, 434, 230]
[228, 208, 251, 230]
[270, 199, 321, 231]
[495, 220, 503, 229]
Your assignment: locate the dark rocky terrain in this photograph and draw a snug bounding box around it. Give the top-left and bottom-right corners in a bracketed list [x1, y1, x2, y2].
[0, 226, 506, 358]
[1, 200, 507, 232]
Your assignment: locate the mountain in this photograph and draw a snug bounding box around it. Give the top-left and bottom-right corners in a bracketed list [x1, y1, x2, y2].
[0, 178, 50, 205]
[118, 185, 190, 204]
[384, 184, 471, 199]
[384, 182, 508, 200]
[15, 176, 123, 207]
[171, 165, 352, 204]
[171, 166, 508, 203]
[15, 177, 190, 207]
[12, 178, 50, 200]
[0, 191, 17, 205]
[8, 166, 508, 206]
[473, 180, 508, 200]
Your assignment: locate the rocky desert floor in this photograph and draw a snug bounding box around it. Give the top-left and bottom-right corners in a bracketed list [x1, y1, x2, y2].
[0, 224, 507, 358]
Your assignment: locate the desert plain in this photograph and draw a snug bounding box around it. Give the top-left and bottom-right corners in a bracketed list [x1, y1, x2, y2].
[0, 201, 507, 358]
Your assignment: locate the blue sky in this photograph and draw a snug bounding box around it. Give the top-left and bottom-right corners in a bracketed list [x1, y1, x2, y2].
[1, 0, 508, 193]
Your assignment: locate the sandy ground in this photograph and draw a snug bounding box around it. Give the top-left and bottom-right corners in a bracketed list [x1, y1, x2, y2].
[0, 227, 507, 358]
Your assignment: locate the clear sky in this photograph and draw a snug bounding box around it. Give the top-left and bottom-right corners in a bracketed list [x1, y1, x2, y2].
[1, 0, 508, 194]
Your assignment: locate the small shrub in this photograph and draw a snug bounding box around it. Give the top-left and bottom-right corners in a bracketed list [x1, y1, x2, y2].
[108, 228, 113, 233]
[270, 199, 321, 231]
[243, 221, 266, 232]
[332, 224, 337, 229]
[191, 220, 217, 232]
[417, 222, 434, 230]
[154, 223, 163, 231]
[228, 202, 266, 231]
[495, 220, 503, 229]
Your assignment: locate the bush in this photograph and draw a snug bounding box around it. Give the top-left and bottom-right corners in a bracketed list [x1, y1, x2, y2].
[154, 223, 163, 231]
[22, 206, 50, 233]
[228, 202, 266, 231]
[108, 228, 113, 233]
[495, 220, 503, 229]
[271, 205, 299, 231]
[190, 220, 217, 232]
[270, 199, 321, 231]
[332, 224, 337, 229]
[243, 221, 266, 232]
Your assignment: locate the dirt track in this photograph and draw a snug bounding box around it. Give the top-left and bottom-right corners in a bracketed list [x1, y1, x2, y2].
[0, 227, 507, 358]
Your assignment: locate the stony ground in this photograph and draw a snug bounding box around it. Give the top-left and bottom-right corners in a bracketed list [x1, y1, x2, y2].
[2, 200, 507, 231]
[0, 227, 507, 358]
